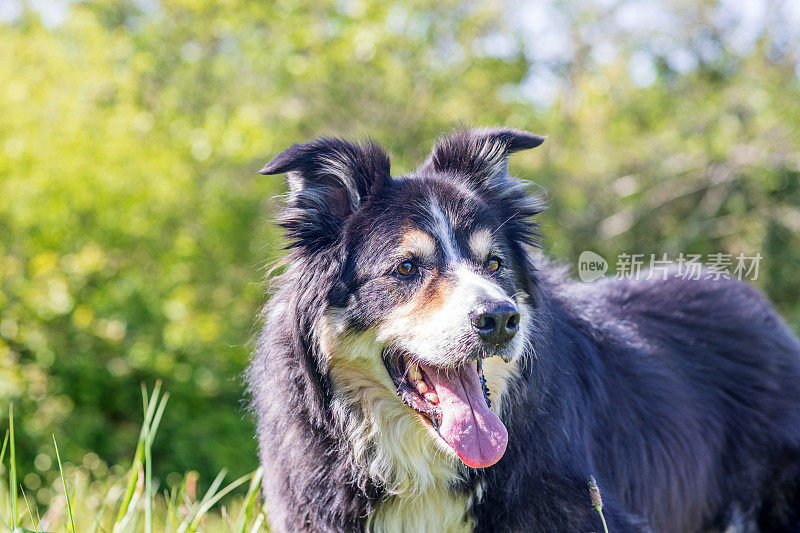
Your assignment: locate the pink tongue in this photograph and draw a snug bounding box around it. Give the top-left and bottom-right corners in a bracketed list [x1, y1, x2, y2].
[420, 363, 508, 468]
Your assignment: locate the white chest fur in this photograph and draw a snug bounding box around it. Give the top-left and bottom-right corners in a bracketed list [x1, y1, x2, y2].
[367, 488, 473, 533]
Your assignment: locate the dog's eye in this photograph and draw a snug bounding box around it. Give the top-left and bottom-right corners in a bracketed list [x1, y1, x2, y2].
[487, 256, 502, 273]
[396, 260, 417, 277]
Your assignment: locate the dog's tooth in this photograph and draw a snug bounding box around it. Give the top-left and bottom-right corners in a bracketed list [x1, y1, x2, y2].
[416, 381, 428, 394]
[424, 391, 439, 404]
[408, 363, 422, 381]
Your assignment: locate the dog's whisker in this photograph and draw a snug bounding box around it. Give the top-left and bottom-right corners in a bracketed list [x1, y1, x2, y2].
[494, 211, 520, 234]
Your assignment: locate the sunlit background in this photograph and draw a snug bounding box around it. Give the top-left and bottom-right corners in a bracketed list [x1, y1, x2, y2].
[1, 0, 799, 513]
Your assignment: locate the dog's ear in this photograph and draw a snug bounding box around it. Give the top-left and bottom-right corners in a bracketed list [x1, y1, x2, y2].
[422, 127, 545, 186]
[425, 128, 547, 248]
[260, 137, 391, 250]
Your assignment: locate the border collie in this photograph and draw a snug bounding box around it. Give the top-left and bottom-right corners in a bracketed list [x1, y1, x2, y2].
[247, 128, 800, 532]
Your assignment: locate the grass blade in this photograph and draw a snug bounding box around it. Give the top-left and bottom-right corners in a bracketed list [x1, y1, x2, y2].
[176, 469, 226, 533]
[235, 468, 263, 533]
[9, 404, 18, 530]
[185, 472, 251, 533]
[144, 386, 153, 533]
[53, 434, 77, 532]
[164, 486, 180, 530]
[147, 392, 169, 448]
[0, 428, 8, 533]
[249, 512, 265, 533]
[0, 430, 8, 477]
[114, 381, 163, 529]
[144, 438, 152, 533]
[144, 390, 169, 533]
[20, 488, 40, 532]
[115, 462, 145, 533]
[91, 493, 111, 533]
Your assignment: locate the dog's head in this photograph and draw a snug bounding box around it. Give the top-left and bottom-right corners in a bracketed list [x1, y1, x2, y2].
[261, 128, 544, 470]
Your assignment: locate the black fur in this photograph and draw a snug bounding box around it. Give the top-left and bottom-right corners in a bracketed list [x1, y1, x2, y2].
[248, 128, 800, 532]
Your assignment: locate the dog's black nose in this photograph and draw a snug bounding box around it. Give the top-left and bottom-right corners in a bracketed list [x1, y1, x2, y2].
[471, 300, 520, 345]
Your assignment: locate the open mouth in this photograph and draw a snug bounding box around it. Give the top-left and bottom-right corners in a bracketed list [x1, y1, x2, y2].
[384, 349, 509, 468]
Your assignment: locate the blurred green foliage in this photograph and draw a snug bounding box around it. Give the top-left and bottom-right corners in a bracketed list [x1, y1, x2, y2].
[1, 0, 799, 506]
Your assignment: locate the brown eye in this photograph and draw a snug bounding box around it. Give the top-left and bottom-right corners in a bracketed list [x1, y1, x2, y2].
[487, 256, 501, 273]
[396, 260, 417, 277]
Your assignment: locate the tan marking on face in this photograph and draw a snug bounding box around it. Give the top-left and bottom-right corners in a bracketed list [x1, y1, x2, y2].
[377, 275, 455, 346]
[388, 271, 461, 331]
[468, 228, 494, 261]
[398, 229, 436, 263]
[414, 275, 455, 319]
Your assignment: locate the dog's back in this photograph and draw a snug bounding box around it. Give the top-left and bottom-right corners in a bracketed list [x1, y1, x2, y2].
[564, 273, 800, 531]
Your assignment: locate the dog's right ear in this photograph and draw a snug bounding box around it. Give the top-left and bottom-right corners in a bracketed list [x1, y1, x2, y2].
[260, 137, 391, 250]
[422, 127, 545, 187]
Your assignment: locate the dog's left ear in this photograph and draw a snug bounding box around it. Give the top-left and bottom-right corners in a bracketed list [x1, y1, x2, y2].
[425, 128, 547, 250]
[260, 137, 391, 249]
[422, 127, 545, 186]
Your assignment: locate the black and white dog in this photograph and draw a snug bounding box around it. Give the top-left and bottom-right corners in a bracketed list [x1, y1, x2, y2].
[247, 128, 800, 532]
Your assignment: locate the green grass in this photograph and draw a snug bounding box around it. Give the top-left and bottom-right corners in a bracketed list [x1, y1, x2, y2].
[1, 385, 268, 532]
[53, 434, 76, 532]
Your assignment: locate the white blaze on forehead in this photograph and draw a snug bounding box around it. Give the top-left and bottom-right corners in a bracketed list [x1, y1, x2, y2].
[428, 199, 459, 263]
[467, 228, 494, 261]
[398, 229, 436, 263]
